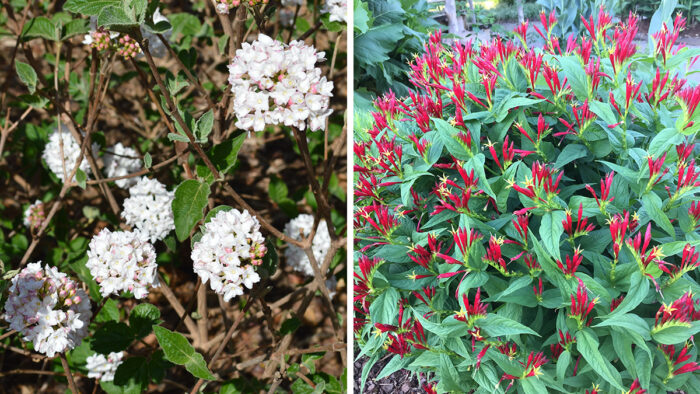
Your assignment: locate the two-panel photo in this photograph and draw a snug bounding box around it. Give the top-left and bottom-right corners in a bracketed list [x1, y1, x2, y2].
[0, 0, 698, 392]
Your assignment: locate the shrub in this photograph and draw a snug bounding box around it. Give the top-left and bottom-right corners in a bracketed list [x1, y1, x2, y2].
[0, 0, 347, 392]
[354, 0, 441, 104]
[354, 6, 700, 394]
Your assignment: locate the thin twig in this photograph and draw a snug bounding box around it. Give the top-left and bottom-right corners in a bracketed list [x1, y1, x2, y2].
[59, 353, 80, 394]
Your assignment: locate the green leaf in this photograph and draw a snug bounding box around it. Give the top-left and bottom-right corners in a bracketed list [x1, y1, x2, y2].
[539, 211, 566, 260]
[75, 168, 87, 189]
[143, 152, 152, 168]
[600, 271, 648, 319]
[354, 24, 404, 67]
[642, 193, 675, 237]
[22, 17, 58, 41]
[62, 19, 89, 40]
[97, 5, 138, 27]
[268, 176, 289, 203]
[64, 0, 120, 16]
[652, 321, 700, 344]
[153, 326, 215, 380]
[576, 330, 623, 389]
[207, 133, 246, 176]
[554, 144, 587, 168]
[195, 110, 214, 142]
[354, 0, 370, 33]
[95, 298, 120, 323]
[112, 356, 149, 392]
[15, 60, 37, 94]
[129, 303, 161, 339]
[93, 322, 134, 354]
[558, 56, 589, 100]
[648, 127, 683, 157]
[480, 314, 540, 337]
[593, 313, 651, 340]
[172, 179, 210, 241]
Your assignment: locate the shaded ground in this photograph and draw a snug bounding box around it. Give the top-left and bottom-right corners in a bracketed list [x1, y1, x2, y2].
[353, 356, 423, 394]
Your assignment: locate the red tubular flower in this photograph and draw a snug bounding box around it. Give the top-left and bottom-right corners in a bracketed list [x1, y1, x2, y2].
[569, 278, 597, 328]
[550, 343, 564, 360]
[625, 72, 643, 110]
[406, 319, 429, 350]
[654, 292, 699, 331]
[385, 333, 411, 358]
[563, 203, 596, 238]
[676, 161, 700, 194]
[609, 211, 630, 261]
[578, 37, 593, 63]
[413, 286, 436, 309]
[542, 62, 561, 97]
[661, 244, 700, 284]
[586, 171, 614, 209]
[660, 343, 700, 382]
[521, 51, 543, 90]
[466, 91, 488, 110]
[533, 277, 543, 301]
[522, 351, 549, 378]
[558, 329, 576, 349]
[610, 295, 624, 312]
[354, 255, 382, 309]
[647, 153, 669, 186]
[455, 287, 488, 326]
[676, 142, 695, 168]
[475, 343, 491, 369]
[609, 13, 638, 75]
[484, 236, 515, 275]
[654, 14, 686, 65]
[355, 173, 382, 202]
[449, 227, 482, 261]
[498, 341, 518, 360]
[361, 204, 400, 238]
[625, 378, 647, 394]
[422, 382, 438, 394]
[627, 223, 664, 272]
[512, 214, 530, 246]
[557, 247, 584, 277]
[585, 58, 609, 92]
[524, 254, 541, 274]
[514, 20, 528, 44]
[690, 201, 700, 228]
[556, 100, 596, 137]
[678, 85, 700, 121]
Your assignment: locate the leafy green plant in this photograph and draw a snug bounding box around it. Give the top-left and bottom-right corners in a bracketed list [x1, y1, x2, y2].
[354, 5, 700, 394]
[354, 0, 441, 105]
[0, 0, 346, 392]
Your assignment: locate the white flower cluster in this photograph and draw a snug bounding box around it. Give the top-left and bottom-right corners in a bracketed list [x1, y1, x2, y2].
[322, 0, 347, 23]
[87, 229, 158, 299]
[86, 352, 123, 382]
[42, 127, 97, 183]
[23, 200, 46, 232]
[283, 214, 332, 277]
[121, 178, 175, 243]
[228, 34, 333, 132]
[3, 262, 91, 357]
[103, 143, 141, 189]
[215, 0, 268, 15]
[191, 209, 267, 302]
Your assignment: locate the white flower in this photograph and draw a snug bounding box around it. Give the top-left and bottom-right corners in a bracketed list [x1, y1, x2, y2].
[103, 143, 141, 189]
[42, 126, 99, 183]
[121, 178, 175, 242]
[191, 208, 267, 302]
[283, 214, 332, 277]
[86, 228, 159, 299]
[23, 200, 46, 231]
[3, 262, 92, 357]
[216, 3, 230, 14]
[86, 352, 123, 382]
[227, 34, 333, 133]
[322, 0, 347, 23]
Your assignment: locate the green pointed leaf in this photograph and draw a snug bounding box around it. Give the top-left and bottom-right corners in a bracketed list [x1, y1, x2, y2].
[15, 60, 37, 94]
[539, 211, 566, 260]
[172, 179, 210, 241]
[576, 330, 623, 389]
[153, 326, 215, 380]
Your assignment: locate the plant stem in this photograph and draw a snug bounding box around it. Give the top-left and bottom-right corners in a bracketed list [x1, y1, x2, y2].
[60, 352, 80, 394]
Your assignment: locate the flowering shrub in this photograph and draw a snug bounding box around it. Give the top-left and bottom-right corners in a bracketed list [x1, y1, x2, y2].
[354, 6, 700, 394]
[1, 0, 346, 392]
